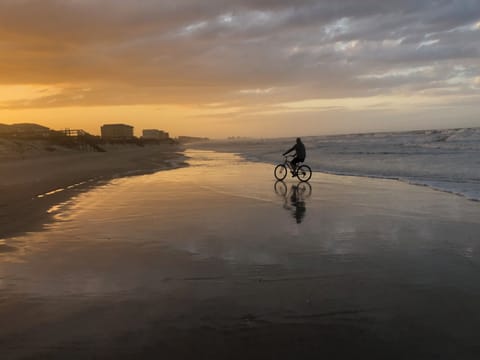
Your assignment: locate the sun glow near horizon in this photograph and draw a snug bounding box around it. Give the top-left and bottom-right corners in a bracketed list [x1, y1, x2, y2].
[2, 92, 479, 139]
[0, 1, 479, 137]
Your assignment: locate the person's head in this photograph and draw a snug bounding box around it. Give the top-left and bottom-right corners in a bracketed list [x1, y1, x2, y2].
[296, 137, 301, 143]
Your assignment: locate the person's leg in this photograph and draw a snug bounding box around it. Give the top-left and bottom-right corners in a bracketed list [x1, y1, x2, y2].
[291, 157, 300, 172]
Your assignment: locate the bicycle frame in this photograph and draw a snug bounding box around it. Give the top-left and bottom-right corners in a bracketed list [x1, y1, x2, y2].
[283, 155, 298, 173]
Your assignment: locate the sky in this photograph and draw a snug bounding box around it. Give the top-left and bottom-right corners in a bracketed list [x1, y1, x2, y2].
[0, 0, 479, 138]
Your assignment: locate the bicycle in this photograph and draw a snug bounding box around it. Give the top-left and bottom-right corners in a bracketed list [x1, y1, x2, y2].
[274, 155, 312, 182]
[274, 180, 312, 224]
[274, 180, 312, 198]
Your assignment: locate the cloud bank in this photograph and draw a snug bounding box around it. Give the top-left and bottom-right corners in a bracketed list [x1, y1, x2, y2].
[0, 0, 479, 135]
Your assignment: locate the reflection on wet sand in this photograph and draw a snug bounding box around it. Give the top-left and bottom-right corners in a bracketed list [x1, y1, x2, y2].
[2, 150, 480, 359]
[274, 181, 312, 223]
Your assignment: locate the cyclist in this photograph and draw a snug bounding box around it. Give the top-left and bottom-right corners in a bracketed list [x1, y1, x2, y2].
[283, 137, 306, 175]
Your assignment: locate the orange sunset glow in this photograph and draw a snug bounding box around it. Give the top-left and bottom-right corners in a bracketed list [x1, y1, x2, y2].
[4, 2, 480, 359]
[1, 1, 479, 137]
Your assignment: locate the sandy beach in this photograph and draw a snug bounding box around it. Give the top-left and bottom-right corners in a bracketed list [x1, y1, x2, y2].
[3, 0, 480, 357]
[0, 141, 186, 240]
[1, 149, 480, 359]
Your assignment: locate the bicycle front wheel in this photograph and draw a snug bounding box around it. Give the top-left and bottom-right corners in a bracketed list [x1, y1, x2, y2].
[297, 165, 312, 182]
[274, 164, 287, 181]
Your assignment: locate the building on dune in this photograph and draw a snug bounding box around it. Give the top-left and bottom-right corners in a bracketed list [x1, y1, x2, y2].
[0, 123, 51, 138]
[100, 124, 134, 141]
[142, 129, 169, 141]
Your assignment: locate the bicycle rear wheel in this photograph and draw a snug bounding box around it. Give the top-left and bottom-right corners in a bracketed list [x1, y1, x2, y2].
[296, 165, 312, 182]
[274, 164, 287, 181]
[274, 180, 287, 196]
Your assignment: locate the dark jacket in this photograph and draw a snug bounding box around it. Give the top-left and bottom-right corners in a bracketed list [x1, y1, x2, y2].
[284, 141, 306, 160]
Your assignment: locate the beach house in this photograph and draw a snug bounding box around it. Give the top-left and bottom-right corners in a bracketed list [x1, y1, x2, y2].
[142, 129, 169, 141]
[0, 123, 51, 138]
[101, 124, 134, 140]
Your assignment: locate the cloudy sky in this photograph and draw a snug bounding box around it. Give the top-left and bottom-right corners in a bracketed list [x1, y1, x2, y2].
[0, 0, 479, 137]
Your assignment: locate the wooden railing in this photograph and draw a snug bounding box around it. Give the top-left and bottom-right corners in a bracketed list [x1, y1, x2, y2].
[58, 129, 106, 152]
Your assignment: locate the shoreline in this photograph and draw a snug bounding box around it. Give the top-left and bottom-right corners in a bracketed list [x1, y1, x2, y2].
[188, 140, 480, 202]
[0, 143, 188, 240]
[2, 150, 480, 359]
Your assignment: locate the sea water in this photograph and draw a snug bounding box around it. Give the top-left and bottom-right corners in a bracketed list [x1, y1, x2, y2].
[206, 127, 480, 201]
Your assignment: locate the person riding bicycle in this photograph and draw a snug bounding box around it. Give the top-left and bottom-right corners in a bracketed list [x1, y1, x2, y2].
[283, 137, 306, 175]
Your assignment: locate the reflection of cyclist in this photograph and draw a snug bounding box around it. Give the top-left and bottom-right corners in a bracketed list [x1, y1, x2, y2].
[290, 185, 306, 224]
[274, 181, 311, 224]
[283, 137, 306, 175]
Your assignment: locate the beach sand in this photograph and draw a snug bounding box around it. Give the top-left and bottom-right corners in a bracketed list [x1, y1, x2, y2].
[1, 150, 480, 359]
[0, 141, 186, 239]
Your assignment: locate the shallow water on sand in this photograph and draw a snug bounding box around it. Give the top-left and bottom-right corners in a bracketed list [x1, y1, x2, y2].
[1, 150, 480, 359]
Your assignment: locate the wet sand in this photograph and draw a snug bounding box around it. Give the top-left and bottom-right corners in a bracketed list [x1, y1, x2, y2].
[1, 150, 480, 359]
[0, 144, 186, 240]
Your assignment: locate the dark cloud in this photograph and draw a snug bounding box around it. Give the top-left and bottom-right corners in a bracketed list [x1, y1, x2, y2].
[0, 0, 479, 109]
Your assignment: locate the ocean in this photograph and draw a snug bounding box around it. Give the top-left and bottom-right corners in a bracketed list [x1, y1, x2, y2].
[200, 127, 480, 201]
